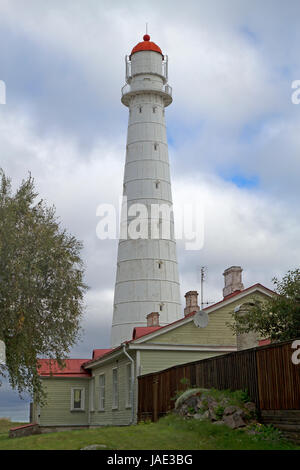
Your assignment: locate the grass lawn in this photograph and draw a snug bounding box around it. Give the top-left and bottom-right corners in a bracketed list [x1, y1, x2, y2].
[0, 418, 27, 434]
[0, 415, 299, 450]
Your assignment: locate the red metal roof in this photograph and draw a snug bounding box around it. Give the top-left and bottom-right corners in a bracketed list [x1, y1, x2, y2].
[92, 349, 112, 360]
[131, 34, 163, 57]
[132, 326, 161, 340]
[258, 339, 271, 346]
[38, 359, 91, 377]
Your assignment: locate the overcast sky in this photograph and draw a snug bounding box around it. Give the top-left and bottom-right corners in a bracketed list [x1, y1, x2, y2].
[1, 0, 300, 420]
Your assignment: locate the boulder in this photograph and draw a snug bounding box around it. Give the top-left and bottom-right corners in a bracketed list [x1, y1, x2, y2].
[207, 396, 218, 409]
[80, 444, 107, 450]
[244, 402, 256, 414]
[185, 396, 199, 410]
[223, 411, 246, 429]
[208, 408, 217, 421]
[224, 405, 238, 416]
[174, 388, 208, 410]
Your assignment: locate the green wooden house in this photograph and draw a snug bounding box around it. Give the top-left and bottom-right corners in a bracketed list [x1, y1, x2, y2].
[33, 273, 274, 429]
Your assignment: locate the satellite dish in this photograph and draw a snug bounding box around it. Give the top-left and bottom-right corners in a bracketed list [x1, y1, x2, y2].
[193, 310, 209, 328]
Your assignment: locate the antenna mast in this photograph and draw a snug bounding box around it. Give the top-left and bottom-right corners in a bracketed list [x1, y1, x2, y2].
[200, 266, 206, 310]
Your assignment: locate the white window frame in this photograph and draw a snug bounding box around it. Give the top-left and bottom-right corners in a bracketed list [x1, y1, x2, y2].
[112, 368, 118, 410]
[126, 362, 132, 409]
[99, 374, 105, 411]
[70, 387, 85, 411]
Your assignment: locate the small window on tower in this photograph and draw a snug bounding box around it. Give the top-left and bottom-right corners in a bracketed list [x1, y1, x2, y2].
[139, 106, 142, 113]
[155, 180, 160, 189]
[154, 143, 158, 151]
[153, 107, 156, 114]
[158, 261, 163, 269]
[160, 304, 163, 311]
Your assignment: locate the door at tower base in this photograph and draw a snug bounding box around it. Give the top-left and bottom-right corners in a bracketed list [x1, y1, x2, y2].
[111, 35, 181, 348]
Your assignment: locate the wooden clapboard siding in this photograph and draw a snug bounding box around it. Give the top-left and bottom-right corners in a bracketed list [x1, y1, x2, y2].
[140, 350, 223, 375]
[145, 294, 266, 347]
[146, 307, 236, 346]
[90, 352, 136, 426]
[39, 378, 89, 426]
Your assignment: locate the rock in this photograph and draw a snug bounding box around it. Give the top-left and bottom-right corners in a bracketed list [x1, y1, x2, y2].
[234, 408, 245, 419]
[208, 408, 217, 421]
[178, 404, 188, 416]
[185, 396, 199, 409]
[244, 402, 256, 413]
[174, 388, 207, 410]
[194, 413, 206, 420]
[224, 405, 238, 416]
[80, 444, 107, 450]
[196, 398, 204, 409]
[213, 420, 225, 425]
[223, 411, 246, 429]
[207, 396, 218, 408]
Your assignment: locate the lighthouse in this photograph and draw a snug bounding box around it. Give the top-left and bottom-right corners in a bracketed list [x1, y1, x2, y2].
[111, 34, 182, 347]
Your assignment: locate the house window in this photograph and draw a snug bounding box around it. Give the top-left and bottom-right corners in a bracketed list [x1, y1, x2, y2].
[99, 374, 105, 411]
[126, 363, 132, 408]
[71, 388, 85, 411]
[112, 368, 118, 409]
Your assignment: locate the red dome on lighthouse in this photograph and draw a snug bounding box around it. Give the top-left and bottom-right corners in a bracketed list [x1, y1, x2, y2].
[130, 34, 163, 57]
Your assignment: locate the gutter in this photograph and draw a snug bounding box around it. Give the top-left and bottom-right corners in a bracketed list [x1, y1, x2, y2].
[122, 343, 135, 425]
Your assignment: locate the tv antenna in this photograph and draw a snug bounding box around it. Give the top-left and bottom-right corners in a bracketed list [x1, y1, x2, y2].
[197, 266, 215, 310]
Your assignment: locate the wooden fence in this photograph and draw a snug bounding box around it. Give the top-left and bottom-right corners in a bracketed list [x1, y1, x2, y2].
[138, 339, 300, 422]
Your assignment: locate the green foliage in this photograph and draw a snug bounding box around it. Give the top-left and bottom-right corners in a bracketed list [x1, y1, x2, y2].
[247, 423, 284, 441]
[231, 269, 300, 342]
[215, 405, 225, 420]
[0, 170, 88, 403]
[201, 388, 250, 407]
[179, 377, 190, 387]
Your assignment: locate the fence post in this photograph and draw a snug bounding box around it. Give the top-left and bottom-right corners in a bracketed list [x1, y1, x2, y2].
[152, 375, 159, 422]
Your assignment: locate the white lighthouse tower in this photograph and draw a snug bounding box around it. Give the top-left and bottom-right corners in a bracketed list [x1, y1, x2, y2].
[111, 34, 181, 347]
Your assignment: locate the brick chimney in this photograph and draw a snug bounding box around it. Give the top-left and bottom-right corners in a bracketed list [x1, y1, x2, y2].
[223, 266, 244, 298]
[146, 312, 160, 327]
[184, 291, 200, 316]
